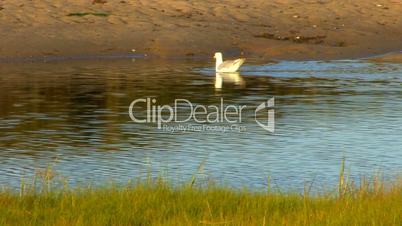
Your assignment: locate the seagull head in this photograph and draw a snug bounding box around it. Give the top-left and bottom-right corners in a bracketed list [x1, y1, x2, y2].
[214, 52, 223, 59]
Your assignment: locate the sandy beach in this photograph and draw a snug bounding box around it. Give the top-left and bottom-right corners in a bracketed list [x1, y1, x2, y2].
[1, 0, 402, 60]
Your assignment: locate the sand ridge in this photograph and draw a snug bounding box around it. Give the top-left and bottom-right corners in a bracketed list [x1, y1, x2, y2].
[1, 0, 402, 60]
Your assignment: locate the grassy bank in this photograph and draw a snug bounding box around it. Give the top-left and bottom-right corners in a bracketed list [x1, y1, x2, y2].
[0, 168, 401, 225]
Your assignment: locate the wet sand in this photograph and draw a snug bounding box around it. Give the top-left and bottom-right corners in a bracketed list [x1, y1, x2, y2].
[1, 0, 402, 60]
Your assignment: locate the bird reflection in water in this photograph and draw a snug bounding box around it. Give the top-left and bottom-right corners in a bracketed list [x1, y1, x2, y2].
[214, 72, 245, 89]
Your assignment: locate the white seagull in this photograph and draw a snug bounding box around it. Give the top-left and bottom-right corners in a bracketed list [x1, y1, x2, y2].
[214, 52, 245, 73]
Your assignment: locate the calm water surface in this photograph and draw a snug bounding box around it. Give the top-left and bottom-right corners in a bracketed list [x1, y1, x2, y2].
[0, 59, 401, 191]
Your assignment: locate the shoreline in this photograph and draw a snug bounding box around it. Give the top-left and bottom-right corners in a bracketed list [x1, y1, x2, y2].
[1, 1, 402, 61]
[1, 51, 402, 64]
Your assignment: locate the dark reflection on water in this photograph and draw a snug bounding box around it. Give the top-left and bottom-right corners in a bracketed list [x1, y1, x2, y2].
[0, 59, 401, 191]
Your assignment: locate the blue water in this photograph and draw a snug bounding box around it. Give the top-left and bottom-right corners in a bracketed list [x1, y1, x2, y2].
[0, 59, 401, 191]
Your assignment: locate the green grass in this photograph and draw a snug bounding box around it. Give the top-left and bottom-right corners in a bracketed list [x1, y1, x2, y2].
[0, 165, 401, 225]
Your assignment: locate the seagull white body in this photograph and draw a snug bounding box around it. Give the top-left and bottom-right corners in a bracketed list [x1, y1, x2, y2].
[214, 52, 245, 73]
